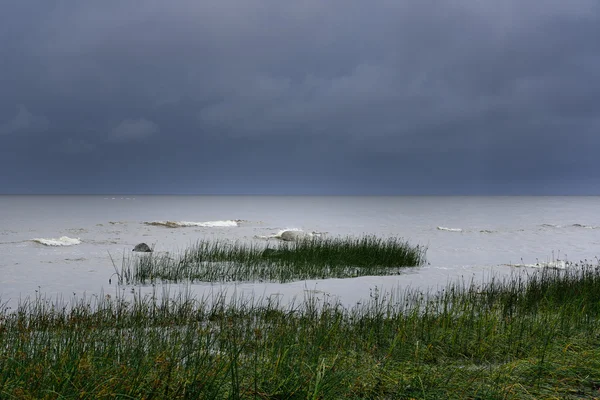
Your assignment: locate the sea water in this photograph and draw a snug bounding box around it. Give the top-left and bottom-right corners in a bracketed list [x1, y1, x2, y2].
[1, 195, 600, 308]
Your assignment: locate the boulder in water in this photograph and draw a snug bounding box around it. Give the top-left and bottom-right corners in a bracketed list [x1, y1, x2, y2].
[133, 243, 152, 252]
[279, 230, 311, 242]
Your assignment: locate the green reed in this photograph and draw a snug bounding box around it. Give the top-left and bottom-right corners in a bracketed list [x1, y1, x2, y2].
[117, 235, 427, 284]
[1, 263, 600, 398]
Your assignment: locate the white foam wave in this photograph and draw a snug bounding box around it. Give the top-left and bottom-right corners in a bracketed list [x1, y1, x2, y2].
[506, 260, 570, 269]
[32, 236, 82, 246]
[540, 224, 561, 228]
[539, 223, 599, 230]
[437, 226, 463, 232]
[145, 220, 239, 228]
[254, 234, 275, 239]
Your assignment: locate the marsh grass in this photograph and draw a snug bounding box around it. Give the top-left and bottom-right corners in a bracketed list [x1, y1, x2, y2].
[2, 264, 600, 398]
[117, 235, 427, 284]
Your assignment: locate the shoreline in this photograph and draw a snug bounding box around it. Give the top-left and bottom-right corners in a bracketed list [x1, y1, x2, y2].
[1, 265, 599, 398]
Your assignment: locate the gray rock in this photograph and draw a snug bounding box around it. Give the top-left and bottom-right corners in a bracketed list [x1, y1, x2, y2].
[133, 243, 152, 252]
[279, 230, 311, 242]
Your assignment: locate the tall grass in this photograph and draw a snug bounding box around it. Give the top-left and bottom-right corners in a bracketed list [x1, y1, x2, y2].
[117, 235, 427, 284]
[1, 264, 600, 398]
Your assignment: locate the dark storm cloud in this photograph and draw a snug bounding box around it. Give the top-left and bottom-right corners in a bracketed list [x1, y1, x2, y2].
[109, 118, 160, 142]
[1, 0, 599, 193]
[0, 105, 49, 136]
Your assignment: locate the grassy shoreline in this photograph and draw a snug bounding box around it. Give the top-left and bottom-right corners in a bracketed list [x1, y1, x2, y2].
[2, 264, 600, 398]
[116, 235, 427, 284]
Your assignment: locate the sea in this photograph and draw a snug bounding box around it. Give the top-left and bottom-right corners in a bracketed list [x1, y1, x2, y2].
[1, 195, 600, 309]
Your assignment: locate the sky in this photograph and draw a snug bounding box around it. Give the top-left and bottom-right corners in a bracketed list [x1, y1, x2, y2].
[1, 0, 599, 195]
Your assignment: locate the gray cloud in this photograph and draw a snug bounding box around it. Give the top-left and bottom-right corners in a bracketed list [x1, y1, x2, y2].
[0, 105, 49, 135]
[0, 0, 599, 193]
[110, 119, 159, 142]
[58, 138, 96, 154]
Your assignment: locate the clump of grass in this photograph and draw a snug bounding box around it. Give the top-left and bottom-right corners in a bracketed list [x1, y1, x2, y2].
[2, 263, 600, 398]
[116, 235, 427, 284]
[269, 235, 425, 266]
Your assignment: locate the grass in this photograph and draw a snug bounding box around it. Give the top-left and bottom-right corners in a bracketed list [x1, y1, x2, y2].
[2, 263, 600, 398]
[115, 235, 427, 284]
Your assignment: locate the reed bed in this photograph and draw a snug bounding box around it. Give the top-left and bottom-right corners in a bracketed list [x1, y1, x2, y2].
[117, 235, 427, 284]
[2, 264, 600, 398]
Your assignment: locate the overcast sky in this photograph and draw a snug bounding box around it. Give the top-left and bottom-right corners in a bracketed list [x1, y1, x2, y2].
[1, 0, 599, 194]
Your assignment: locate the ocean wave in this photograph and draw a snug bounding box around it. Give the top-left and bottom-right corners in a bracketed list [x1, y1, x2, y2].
[145, 220, 240, 228]
[31, 236, 82, 246]
[505, 260, 571, 269]
[572, 223, 599, 229]
[479, 230, 497, 234]
[437, 226, 463, 232]
[539, 223, 599, 229]
[66, 228, 88, 234]
[540, 224, 561, 228]
[0, 240, 26, 245]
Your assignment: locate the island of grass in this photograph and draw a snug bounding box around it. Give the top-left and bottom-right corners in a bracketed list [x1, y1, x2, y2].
[2, 265, 600, 398]
[117, 235, 427, 284]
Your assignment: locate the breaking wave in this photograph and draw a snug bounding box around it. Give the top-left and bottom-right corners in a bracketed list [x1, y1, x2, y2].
[437, 226, 463, 232]
[145, 220, 240, 228]
[31, 236, 82, 246]
[506, 260, 571, 269]
[572, 223, 599, 229]
[540, 223, 599, 229]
